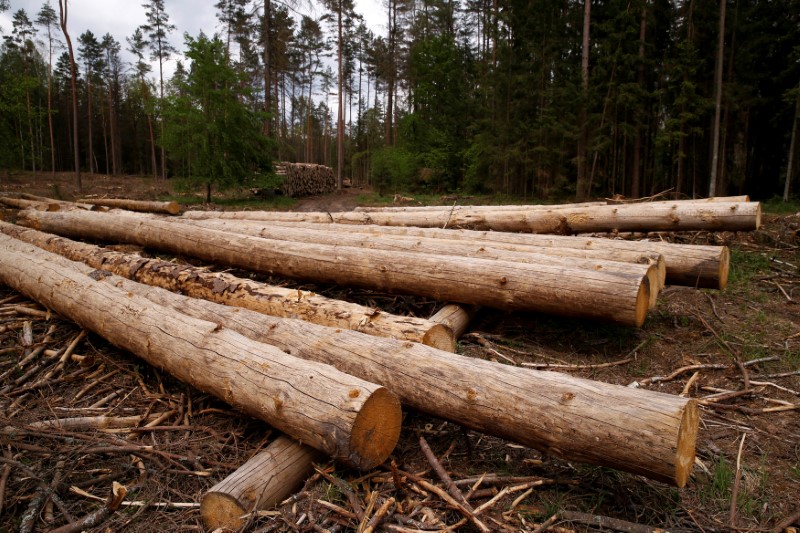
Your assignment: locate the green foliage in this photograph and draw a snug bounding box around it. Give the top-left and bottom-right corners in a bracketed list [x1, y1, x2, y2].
[161, 33, 271, 202]
[369, 146, 416, 195]
[762, 196, 800, 214]
[728, 250, 771, 287]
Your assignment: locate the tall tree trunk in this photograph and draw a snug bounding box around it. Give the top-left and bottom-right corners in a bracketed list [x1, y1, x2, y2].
[709, 0, 726, 197]
[784, 84, 800, 201]
[25, 90, 36, 176]
[147, 109, 158, 180]
[631, 3, 647, 199]
[101, 100, 109, 175]
[59, 0, 81, 192]
[47, 52, 56, 176]
[108, 83, 117, 176]
[262, 0, 272, 136]
[306, 69, 314, 163]
[86, 78, 94, 175]
[336, 2, 344, 189]
[576, 0, 591, 200]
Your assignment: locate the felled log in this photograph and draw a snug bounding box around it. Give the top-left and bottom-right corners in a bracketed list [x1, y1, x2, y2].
[17, 210, 651, 326]
[200, 436, 321, 531]
[8, 235, 697, 486]
[0, 221, 455, 351]
[0, 197, 60, 211]
[429, 304, 479, 340]
[0, 234, 402, 469]
[182, 200, 761, 234]
[184, 217, 664, 308]
[78, 198, 181, 215]
[264, 221, 729, 290]
[19, 194, 105, 211]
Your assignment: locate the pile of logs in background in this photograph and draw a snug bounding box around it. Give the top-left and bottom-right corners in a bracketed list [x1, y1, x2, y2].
[279, 163, 336, 197]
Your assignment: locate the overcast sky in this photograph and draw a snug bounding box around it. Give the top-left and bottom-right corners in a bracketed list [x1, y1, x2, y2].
[0, 0, 385, 77]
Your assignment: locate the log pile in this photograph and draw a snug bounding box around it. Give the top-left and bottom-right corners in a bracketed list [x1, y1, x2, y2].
[281, 162, 336, 197]
[0, 230, 698, 487]
[16, 209, 653, 326]
[0, 233, 402, 470]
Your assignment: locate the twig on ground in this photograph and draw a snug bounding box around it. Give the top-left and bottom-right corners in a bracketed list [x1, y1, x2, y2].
[560, 510, 666, 533]
[729, 434, 747, 529]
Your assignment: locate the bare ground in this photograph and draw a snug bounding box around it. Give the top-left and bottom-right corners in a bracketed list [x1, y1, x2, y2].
[0, 173, 799, 532]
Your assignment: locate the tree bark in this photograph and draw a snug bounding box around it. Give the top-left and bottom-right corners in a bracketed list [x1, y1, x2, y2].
[709, 0, 726, 197]
[17, 210, 652, 326]
[78, 198, 181, 215]
[0, 221, 455, 351]
[2, 232, 697, 486]
[181, 200, 761, 234]
[58, 0, 81, 193]
[429, 304, 479, 340]
[185, 217, 663, 309]
[200, 436, 322, 531]
[248, 220, 729, 289]
[5, 238, 696, 486]
[0, 198, 60, 211]
[784, 84, 799, 202]
[0, 234, 401, 470]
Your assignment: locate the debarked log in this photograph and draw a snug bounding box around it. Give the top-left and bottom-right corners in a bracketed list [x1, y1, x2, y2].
[183, 217, 664, 309]
[200, 436, 322, 531]
[0, 233, 401, 469]
[3, 234, 697, 486]
[263, 221, 729, 290]
[180, 200, 761, 234]
[0, 221, 455, 351]
[16, 210, 651, 326]
[78, 198, 181, 215]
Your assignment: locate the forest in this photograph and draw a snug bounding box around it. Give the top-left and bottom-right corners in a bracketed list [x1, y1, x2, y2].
[0, 0, 798, 200]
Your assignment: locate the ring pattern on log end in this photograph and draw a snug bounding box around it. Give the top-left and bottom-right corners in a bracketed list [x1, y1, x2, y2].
[348, 387, 402, 470]
[675, 399, 700, 488]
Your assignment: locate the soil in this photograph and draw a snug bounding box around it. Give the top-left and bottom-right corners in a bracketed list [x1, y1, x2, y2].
[0, 173, 799, 532]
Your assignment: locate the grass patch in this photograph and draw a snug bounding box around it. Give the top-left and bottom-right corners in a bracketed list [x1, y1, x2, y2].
[761, 196, 800, 215]
[728, 249, 771, 287]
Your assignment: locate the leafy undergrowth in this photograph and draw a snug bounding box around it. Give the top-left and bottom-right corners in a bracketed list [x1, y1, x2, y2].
[0, 175, 798, 531]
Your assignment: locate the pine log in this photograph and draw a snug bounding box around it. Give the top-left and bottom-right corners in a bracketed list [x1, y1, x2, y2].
[182, 200, 760, 233]
[183, 217, 663, 308]
[353, 196, 751, 213]
[200, 436, 322, 531]
[354, 201, 609, 212]
[429, 304, 479, 339]
[78, 198, 181, 215]
[0, 221, 454, 351]
[19, 194, 106, 211]
[5, 235, 697, 486]
[0, 234, 401, 469]
[263, 221, 729, 290]
[17, 210, 651, 326]
[0, 197, 60, 211]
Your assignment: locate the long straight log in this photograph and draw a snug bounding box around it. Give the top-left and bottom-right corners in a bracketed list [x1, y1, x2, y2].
[3, 233, 697, 486]
[181, 200, 760, 234]
[353, 195, 752, 213]
[261, 221, 729, 290]
[0, 222, 455, 351]
[17, 210, 651, 326]
[200, 436, 322, 531]
[0, 197, 60, 211]
[78, 198, 181, 215]
[183, 217, 663, 308]
[0, 234, 401, 469]
[19, 194, 105, 212]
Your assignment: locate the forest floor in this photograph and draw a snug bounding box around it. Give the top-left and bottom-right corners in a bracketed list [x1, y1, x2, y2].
[0, 172, 799, 532]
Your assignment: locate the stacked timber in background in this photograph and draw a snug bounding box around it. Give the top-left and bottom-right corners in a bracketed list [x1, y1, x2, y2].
[182, 198, 761, 234]
[281, 162, 336, 197]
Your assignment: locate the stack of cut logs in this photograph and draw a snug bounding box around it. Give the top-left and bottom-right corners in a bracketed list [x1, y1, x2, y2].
[280, 162, 336, 197]
[0, 194, 761, 530]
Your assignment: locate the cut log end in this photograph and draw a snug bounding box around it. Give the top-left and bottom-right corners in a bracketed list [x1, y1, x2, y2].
[421, 323, 457, 352]
[675, 399, 700, 488]
[717, 247, 731, 290]
[645, 264, 660, 310]
[200, 492, 247, 532]
[754, 203, 762, 230]
[165, 201, 182, 215]
[634, 280, 650, 328]
[347, 387, 402, 470]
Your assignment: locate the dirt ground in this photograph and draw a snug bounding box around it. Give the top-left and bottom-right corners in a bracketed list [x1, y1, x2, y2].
[0, 173, 799, 532]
